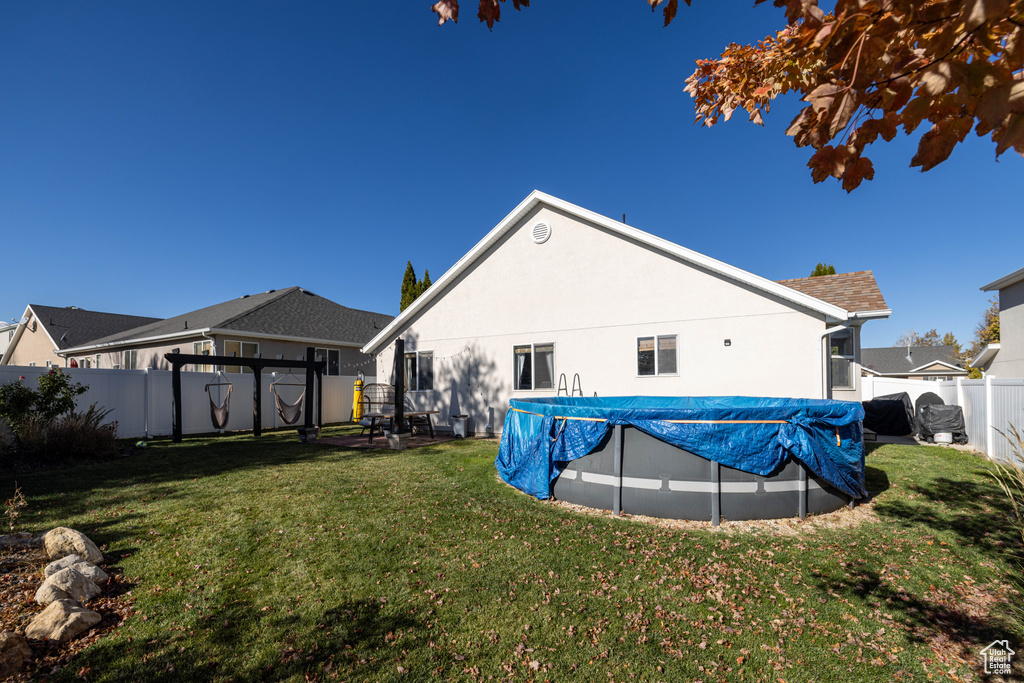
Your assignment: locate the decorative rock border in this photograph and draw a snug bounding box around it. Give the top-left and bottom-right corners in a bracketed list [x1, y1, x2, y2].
[0, 527, 110, 677]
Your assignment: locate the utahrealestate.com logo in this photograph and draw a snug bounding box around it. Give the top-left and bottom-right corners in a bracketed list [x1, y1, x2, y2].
[981, 640, 1015, 675]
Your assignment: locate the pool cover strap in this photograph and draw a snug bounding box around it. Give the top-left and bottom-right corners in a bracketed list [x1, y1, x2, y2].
[497, 396, 865, 501]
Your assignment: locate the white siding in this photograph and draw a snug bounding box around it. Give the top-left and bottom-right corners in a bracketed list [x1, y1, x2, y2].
[376, 206, 832, 434]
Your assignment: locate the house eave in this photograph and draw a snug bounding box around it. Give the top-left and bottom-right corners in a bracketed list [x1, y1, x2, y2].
[362, 190, 852, 355]
[981, 267, 1024, 291]
[970, 342, 1001, 368]
[59, 327, 365, 357]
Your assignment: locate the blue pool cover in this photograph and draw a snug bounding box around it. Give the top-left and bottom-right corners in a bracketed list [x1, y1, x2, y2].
[496, 396, 866, 500]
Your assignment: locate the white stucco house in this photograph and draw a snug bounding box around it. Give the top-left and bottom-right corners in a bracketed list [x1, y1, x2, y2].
[362, 191, 890, 435]
[971, 266, 1024, 377]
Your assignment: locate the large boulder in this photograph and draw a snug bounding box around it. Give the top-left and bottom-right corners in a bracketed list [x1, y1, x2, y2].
[25, 600, 101, 643]
[44, 555, 109, 585]
[0, 632, 32, 678]
[43, 527, 103, 564]
[34, 567, 102, 606]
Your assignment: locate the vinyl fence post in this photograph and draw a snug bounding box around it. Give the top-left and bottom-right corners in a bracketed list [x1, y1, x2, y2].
[612, 424, 622, 516]
[956, 377, 964, 411]
[985, 375, 994, 459]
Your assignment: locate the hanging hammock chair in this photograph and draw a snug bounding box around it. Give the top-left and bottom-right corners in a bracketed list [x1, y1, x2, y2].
[205, 372, 233, 430]
[270, 373, 306, 425]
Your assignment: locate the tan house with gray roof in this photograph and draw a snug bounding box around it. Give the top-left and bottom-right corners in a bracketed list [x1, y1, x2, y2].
[58, 287, 393, 377]
[1, 305, 161, 368]
[361, 191, 890, 435]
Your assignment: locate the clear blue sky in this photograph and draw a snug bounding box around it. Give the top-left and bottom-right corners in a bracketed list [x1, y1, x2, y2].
[2, 1, 1020, 350]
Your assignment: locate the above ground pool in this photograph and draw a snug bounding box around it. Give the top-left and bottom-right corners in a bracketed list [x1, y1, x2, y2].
[496, 396, 866, 525]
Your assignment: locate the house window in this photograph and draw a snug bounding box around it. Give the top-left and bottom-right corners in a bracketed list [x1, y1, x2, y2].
[315, 348, 342, 376]
[830, 328, 855, 389]
[404, 351, 434, 391]
[193, 341, 212, 372]
[637, 335, 677, 376]
[124, 350, 138, 370]
[514, 344, 554, 391]
[224, 340, 258, 373]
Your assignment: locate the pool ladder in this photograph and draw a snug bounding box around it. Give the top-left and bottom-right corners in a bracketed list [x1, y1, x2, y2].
[557, 373, 595, 397]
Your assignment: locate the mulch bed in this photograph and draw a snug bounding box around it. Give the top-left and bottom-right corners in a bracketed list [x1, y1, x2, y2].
[0, 545, 134, 680]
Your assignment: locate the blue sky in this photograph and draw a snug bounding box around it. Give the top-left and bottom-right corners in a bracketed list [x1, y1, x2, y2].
[1, 1, 1021, 351]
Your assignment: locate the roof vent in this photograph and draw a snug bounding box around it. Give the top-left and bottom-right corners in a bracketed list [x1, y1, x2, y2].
[531, 221, 551, 244]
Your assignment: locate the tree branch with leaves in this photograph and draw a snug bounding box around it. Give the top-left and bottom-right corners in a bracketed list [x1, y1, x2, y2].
[430, 0, 1024, 191]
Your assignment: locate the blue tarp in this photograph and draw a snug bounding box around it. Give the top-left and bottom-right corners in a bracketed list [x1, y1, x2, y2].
[496, 396, 866, 500]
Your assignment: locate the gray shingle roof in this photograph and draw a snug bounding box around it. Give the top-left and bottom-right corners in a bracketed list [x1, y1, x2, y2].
[29, 305, 162, 349]
[79, 287, 393, 348]
[860, 345, 965, 375]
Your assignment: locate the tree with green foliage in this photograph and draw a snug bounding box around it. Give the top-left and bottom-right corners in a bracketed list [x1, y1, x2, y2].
[400, 262, 433, 312]
[964, 296, 1001, 377]
[809, 263, 836, 277]
[418, 270, 432, 299]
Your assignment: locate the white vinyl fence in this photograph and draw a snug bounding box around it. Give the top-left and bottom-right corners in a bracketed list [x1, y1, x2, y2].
[0, 366, 370, 439]
[862, 375, 1024, 463]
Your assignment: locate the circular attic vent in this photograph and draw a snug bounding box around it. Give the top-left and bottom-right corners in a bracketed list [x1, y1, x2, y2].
[531, 221, 552, 244]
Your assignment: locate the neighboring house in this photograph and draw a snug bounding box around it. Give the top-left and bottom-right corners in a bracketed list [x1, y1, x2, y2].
[361, 191, 890, 435]
[57, 287, 393, 376]
[0, 305, 162, 368]
[860, 345, 968, 381]
[971, 266, 1024, 377]
[0, 321, 17, 358]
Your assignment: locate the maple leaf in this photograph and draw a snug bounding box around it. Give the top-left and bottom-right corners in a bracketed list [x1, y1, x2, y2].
[478, 0, 500, 29]
[432, 0, 459, 25]
[842, 156, 874, 192]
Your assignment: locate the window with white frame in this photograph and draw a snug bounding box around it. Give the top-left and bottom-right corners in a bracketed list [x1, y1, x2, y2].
[193, 341, 212, 372]
[514, 344, 554, 391]
[637, 335, 677, 376]
[315, 348, 342, 376]
[830, 328, 855, 389]
[224, 340, 258, 373]
[123, 349, 138, 370]
[403, 351, 434, 391]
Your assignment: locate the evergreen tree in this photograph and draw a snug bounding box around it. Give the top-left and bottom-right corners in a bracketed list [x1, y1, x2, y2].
[810, 263, 837, 277]
[400, 261, 418, 312]
[418, 269, 432, 298]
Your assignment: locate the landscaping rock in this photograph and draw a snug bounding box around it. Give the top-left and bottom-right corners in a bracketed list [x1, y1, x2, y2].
[0, 632, 33, 678]
[34, 567, 102, 606]
[43, 554, 83, 577]
[43, 555, 109, 585]
[43, 527, 103, 564]
[25, 600, 101, 644]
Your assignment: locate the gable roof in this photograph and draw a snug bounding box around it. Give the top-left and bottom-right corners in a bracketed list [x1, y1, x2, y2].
[981, 266, 1024, 291]
[363, 190, 877, 355]
[775, 271, 889, 313]
[60, 287, 393, 354]
[860, 345, 966, 376]
[26, 305, 162, 350]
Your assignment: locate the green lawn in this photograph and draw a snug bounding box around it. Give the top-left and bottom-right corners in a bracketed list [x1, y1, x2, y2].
[6, 428, 1021, 682]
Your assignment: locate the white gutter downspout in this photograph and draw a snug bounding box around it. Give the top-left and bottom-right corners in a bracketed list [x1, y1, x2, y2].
[819, 319, 854, 400]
